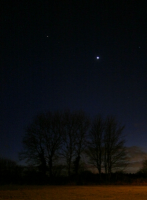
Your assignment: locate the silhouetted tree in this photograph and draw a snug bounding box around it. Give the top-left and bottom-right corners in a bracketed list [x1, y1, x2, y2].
[61, 110, 89, 177]
[61, 110, 79, 176]
[86, 115, 127, 181]
[86, 115, 104, 177]
[19, 113, 47, 176]
[73, 111, 90, 176]
[44, 111, 64, 177]
[104, 116, 127, 177]
[19, 111, 63, 178]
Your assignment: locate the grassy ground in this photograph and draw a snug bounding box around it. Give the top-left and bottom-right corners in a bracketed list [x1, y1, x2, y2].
[0, 185, 147, 200]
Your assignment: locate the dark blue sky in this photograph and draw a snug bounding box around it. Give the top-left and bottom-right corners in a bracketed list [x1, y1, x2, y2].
[1, 1, 147, 162]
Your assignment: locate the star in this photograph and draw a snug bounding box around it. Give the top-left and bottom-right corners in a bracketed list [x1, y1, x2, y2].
[96, 56, 100, 59]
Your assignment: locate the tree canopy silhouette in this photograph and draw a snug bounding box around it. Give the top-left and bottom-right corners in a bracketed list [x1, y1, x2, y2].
[20, 110, 127, 181]
[86, 115, 127, 178]
[19, 111, 63, 177]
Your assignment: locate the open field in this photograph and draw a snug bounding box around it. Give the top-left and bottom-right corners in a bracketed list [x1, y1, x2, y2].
[0, 185, 147, 200]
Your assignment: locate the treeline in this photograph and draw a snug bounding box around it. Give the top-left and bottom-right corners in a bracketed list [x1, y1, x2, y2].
[1, 110, 147, 185]
[18, 110, 127, 183]
[1, 156, 147, 185]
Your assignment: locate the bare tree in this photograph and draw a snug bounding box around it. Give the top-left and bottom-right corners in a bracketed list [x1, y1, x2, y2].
[19, 111, 63, 178]
[86, 115, 104, 177]
[19, 113, 47, 175]
[104, 116, 127, 177]
[73, 111, 90, 175]
[44, 111, 64, 177]
[86, 115, 127, 180]
[59, 110, 89, 176]
[61, 110, 78, 176]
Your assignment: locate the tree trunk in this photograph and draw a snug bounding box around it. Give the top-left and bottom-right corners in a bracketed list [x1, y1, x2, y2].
[49, 158, 53, 178]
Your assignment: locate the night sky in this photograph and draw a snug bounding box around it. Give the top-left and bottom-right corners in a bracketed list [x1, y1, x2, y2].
[1, 1, 147, 165]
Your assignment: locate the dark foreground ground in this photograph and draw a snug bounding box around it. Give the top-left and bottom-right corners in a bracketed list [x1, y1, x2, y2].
[0, 185, 147, 200]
